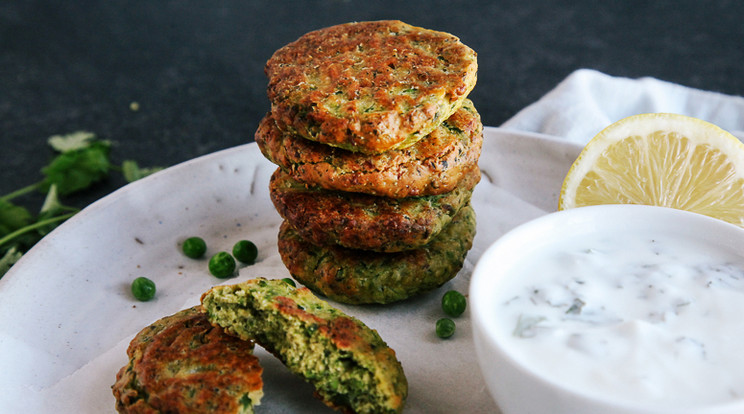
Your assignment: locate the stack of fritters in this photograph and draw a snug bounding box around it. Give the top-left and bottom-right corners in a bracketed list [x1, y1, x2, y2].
[256, 20, 482, 304]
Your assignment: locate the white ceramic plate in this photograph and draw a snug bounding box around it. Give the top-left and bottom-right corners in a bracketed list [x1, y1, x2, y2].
[0, 127, 582, 413]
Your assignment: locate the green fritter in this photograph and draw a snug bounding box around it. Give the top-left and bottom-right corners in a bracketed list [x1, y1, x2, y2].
[278, 205, 476, 305]
[201, 278, 407, 414]
[112, 306, 263, 414]
[265, 20, 478, 154]
[257, 99, 483, 199]
[269, 167, 476, 252]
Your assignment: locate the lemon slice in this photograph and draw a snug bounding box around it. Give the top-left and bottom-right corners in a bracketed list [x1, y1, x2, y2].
[559, 113, 744, 227]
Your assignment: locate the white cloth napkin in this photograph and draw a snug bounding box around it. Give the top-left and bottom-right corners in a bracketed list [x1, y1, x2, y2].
[501, 68, 744, 143]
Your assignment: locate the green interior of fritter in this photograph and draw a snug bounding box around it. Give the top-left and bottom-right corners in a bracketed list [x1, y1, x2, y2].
[202, 280, 403, 414]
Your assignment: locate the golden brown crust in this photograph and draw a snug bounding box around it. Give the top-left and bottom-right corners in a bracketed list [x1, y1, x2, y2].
[112, 307, 262, 413]
[256, 99, 483, 198]
[269, 168, 476, 252]
[265, 20, 478, 154]
[277, 205, 476, 305]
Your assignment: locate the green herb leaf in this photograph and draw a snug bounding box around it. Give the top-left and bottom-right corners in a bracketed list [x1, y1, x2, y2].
[0, 183, 41, 203]
[1, 130, 167, 280]
[513, 314, 546, 338]
[565, 298, 586, 315]
[0, 199, 33, 237]
[40, 140, 112, 195]
[122, 160, 163, 183]
[39, 184, 63, 215]
[0, 246, 23, 277]
[0, 211, 76, 253]
[47, 131, 98, 153]
[36, 185, 78, 237]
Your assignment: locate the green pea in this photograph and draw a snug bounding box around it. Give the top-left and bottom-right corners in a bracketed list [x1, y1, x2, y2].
[232, 240, 258, 264]
[282, 277, 296, 287]
[182, 237, 207, 258]
[209, 251, 236, 278]
[131, 277, 156, 301]
[442, 290, 467, 317]
[436, 318, 456, 339]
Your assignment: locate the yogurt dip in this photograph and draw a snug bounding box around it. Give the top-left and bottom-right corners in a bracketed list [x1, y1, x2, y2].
[493, 223, 744, 407]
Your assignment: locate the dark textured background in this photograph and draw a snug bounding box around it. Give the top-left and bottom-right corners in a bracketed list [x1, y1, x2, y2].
[2, 0, 743, 208]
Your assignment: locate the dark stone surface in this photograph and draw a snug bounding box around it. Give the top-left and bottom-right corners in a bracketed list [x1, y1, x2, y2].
[2, 0, 743, 208]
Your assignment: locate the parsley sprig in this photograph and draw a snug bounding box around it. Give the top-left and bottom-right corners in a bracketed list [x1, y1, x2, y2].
[0, 131, 162, 277]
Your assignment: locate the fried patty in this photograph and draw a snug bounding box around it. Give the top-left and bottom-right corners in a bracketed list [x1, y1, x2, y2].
[256, 98, 483, 198]
[277, 205, 476, 305]
[265, 20, 478, 154]
[269, 168, 475, 252]
[112, 307, 263, 414]
[201, 278, 407, 414]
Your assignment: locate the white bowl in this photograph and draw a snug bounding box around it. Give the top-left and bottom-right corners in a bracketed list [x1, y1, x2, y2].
[470, 204, 744, 414]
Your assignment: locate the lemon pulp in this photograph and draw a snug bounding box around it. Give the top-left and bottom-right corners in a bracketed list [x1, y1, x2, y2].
[559, 113, 744, 227]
